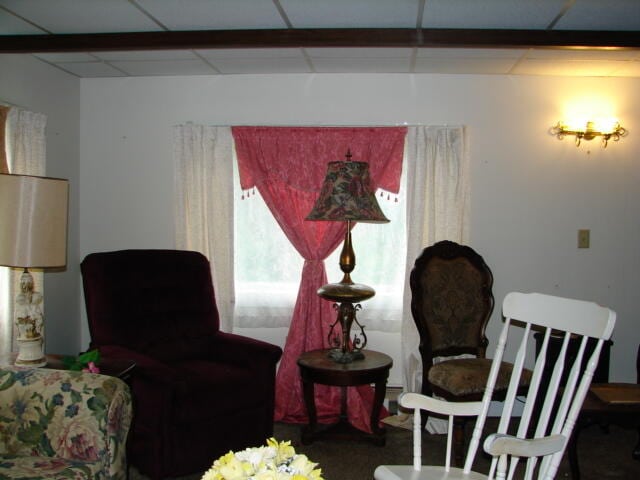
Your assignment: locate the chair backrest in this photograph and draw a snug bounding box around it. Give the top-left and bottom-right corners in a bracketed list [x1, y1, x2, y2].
[401, 292, 616, 480]
[467, 292, 615, 479]
[410, 240, 494, 359]
[81, 249, 220, 358]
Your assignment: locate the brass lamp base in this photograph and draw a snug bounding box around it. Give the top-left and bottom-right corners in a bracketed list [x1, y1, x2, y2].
[317, 282, 375, 303]
[319, 282, 374, 364]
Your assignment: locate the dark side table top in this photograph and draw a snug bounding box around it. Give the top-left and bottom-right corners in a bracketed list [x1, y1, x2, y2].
[298, 349, 393, 386]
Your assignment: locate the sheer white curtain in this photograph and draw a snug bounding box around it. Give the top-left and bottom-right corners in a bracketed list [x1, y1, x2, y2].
[0, 109, 47, 356]
[173, 124, 235, 332]
[401, 125, 469, 393]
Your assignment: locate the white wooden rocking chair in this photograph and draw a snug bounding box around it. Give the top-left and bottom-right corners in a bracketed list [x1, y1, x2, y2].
[375, 291, 616, 480]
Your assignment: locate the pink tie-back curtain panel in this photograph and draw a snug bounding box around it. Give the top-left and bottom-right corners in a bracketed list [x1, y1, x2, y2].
[232, 126, 406, 431]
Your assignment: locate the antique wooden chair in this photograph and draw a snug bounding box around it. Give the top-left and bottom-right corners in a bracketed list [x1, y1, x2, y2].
[375, 291, 616, 480]
[410, 240, 528, 462]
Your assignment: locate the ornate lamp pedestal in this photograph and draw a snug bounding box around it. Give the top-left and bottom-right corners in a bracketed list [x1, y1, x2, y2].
[318, 281, 374, 364]
[14, 269, 46, 367]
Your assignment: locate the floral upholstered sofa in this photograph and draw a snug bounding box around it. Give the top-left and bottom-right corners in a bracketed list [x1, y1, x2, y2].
[0, 365, 132, 479]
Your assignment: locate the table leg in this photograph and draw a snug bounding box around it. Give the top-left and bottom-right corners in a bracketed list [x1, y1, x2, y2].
[370, 377, 387, 446]
[340, 386, 348, 422]
[301, 379, 317, 445]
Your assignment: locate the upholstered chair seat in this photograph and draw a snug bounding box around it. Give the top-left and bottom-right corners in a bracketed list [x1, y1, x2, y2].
[429, 358, 532, 397]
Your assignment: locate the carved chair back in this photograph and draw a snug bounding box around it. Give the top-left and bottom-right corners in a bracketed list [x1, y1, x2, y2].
[410, 241, 494, 388]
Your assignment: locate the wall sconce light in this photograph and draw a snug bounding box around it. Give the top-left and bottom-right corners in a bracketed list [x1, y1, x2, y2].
[551, 119, 627, 148]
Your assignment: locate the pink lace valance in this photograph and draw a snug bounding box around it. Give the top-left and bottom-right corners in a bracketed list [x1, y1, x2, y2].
[232, 126, 407, 194]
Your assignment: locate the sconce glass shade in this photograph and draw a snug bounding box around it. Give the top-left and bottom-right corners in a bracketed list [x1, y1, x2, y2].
[551, 120, 627, 148]
[306, 160, 389, 223]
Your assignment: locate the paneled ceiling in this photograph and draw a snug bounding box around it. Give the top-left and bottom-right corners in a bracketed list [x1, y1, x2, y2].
[1, 0, 639, 78]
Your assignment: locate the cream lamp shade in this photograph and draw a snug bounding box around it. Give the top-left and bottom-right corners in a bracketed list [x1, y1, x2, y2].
[0, 173, 69, 269]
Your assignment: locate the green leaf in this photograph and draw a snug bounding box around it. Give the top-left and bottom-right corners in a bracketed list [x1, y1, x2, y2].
[70, 389, 82, 404]
[62, 356, 76, 369]
[77, 349, 101, 365]
[0, 371, 16, 392]
[17, 422, 45, 445]
[88, 388, 109, 420]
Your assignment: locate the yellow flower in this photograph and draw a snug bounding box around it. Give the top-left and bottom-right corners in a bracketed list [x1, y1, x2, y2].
[253, 471, 278, 480]
[201, 439, 323, 480]
[218, 455, 248, 480]
[267, 438, 296, 464]
[289, 454, 317, 476]
[201, 468, 222, 480]
[309, 468, 324, 480]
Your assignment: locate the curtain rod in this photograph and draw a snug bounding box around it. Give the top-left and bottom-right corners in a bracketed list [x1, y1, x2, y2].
[175, 122, 461, 128]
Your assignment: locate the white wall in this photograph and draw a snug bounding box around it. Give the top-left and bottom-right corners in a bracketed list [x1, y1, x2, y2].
[78, 73, 640, 385]
[0, 54, 81, 355]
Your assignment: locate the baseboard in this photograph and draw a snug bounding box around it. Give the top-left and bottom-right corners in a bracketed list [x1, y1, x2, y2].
[384, 386, 403, 414]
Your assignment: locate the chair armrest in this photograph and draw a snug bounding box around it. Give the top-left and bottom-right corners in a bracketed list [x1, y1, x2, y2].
[483, 433, 566, 458]
[96, 344, 180, 385]
[399, 392, 483, 417]
[209, 332, 283, 368]
[96, 344, 179, 445]
[0, 366, 132, 479]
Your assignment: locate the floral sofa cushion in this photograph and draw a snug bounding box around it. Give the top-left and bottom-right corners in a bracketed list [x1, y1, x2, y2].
[0, 366, 132, 480]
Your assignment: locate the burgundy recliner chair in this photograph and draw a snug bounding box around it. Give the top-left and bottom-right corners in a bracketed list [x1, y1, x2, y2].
[81, 249, 283, 479]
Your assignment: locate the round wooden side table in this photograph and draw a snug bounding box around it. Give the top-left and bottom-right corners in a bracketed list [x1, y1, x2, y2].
[297, 348, 393, 446]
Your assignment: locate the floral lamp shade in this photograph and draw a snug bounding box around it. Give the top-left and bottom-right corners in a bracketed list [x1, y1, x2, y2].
[306, 160, 389, 223]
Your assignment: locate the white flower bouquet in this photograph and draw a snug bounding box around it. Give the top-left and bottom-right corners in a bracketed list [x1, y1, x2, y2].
[202, 438, 324, 480]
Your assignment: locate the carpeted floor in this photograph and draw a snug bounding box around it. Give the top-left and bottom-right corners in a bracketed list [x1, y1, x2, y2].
[129, 419, 640, 480]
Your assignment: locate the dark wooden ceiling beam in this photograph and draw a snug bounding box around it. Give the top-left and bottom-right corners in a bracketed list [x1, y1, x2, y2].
[1, 28, 639, 53]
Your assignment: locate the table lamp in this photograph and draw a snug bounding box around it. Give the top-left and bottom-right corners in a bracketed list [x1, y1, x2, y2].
[0, 173, 69, 367]
[306, 152, 388, 363]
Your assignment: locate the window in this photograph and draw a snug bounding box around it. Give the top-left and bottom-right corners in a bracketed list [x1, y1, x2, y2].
[233, 154, 407, 332]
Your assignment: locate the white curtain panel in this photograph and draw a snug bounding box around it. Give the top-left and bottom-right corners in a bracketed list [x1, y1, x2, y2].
[0, 265, 9, 355]
[173, 124, 235, 332]
[0, 109, 47, 356]
[401, 125, 469, 394]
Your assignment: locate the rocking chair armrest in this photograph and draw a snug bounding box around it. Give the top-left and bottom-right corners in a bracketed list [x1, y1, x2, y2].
[483, 433, 566, 458]
[399, 392, 484, 417]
